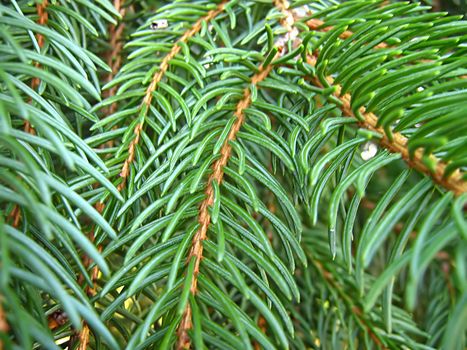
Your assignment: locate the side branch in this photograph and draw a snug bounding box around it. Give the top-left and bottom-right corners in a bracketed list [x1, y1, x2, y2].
[118, 1, 228, 191]
[307, 253, 388, 349]
[306, 56, 467, 196]
[176, 60, 277, 350]
[297, 11, 466, 195]
[289, 9, 467, 194]
[177, 1, 298, 348]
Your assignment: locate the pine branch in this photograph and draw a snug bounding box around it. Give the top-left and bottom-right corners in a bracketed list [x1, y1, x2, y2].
[1, 1, 121, 348]
[292, 9, 466, 195]
[176, 2, 304, 347]
[304, 43, 466, 196]
[117, 0, 228, 191]
[176, 57, 277, 350]
[307, 253, 388, 349]
[175, 2, 306, 347]
[3, 1, 466, 348]
[276, 6, 385, 347]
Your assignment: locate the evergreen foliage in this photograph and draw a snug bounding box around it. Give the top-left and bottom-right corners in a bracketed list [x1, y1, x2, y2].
[0, 0, 466, 349]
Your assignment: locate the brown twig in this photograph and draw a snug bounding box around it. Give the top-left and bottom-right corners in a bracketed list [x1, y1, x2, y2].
[6, 205, 21, 229]
[73, 229, 104, 349]
[253, 316, 267, 350]
[71, 207, 104, 348]
[35, 0, 48, 47]
[117, 1, 228, 191]
[76, 325, 90, 350]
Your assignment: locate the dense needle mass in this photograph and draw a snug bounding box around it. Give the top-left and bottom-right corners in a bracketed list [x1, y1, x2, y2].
[0, 1, 465, 349]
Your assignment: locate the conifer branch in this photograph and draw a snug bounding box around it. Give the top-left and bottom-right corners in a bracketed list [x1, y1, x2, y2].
[307, 254, 388, 349]
[177, 1, 300, 348]
[3, 1, 466, 348]
[305, 56, 466, 196]
[117, 1, 228, 191]
[176, 59, 277, 350]
[21, 1, 76, 336]
[297, 13, 466, 195]
[274, 5, 439, 347]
